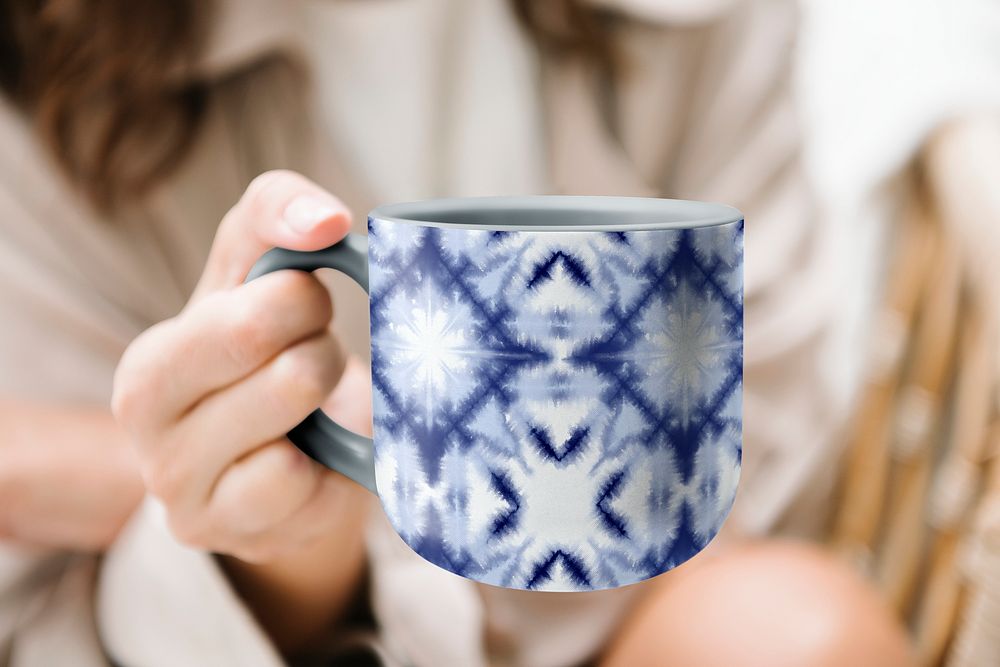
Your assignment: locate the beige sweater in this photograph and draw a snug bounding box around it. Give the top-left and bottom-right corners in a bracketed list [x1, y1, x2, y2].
[0, 1, 844, 665]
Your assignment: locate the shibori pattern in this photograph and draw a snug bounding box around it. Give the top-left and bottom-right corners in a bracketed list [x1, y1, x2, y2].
[367, 216, 743, 592]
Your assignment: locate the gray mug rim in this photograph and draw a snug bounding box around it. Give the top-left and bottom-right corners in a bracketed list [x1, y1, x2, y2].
[369, 195, 743, 232]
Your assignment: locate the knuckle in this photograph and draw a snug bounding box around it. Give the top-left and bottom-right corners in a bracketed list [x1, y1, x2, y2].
[247, 169, 294, 192]
[268, 270, 332, 324]
[217, 170, 299, 244]
[273, 345, 334, 411]
[283, 271, 332, 320]
[244, 169, 300, 212]
[142, 460, 187, 506]
[110, 370, 149, 426]
[211, 442, 318, 536]
[194, 288, 229, 315]
[224, 295, 278, 368]
[221, 274, 333, 371]
[209, 476, 261, 534]
[112, 328, 169, 426]
[301, 276, 334, 324]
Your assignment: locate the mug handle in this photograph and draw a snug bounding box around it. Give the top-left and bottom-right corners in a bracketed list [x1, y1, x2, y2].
[245, 233, 376, 493]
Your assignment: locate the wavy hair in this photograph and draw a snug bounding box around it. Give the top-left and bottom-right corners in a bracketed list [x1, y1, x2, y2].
[0, 0, 211, 208]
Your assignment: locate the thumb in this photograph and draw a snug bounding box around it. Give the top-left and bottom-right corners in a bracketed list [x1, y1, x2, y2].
[192, 170, 353, 300]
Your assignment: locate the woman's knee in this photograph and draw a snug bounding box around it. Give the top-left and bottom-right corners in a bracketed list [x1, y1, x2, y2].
[601, 541, 915, 667]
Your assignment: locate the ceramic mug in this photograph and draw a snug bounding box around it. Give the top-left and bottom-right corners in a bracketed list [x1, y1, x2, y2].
[247, 196, 744, 592]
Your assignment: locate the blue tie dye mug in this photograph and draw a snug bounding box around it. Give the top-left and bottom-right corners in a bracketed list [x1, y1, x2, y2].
[247, 196, 743, 592]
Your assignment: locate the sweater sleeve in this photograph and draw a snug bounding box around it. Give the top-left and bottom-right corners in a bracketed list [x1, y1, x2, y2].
[96, 499, 286, 667]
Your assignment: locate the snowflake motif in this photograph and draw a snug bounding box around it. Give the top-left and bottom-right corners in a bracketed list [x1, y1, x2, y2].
[636, 280, 739, 424]
[377, 284, 481, 425]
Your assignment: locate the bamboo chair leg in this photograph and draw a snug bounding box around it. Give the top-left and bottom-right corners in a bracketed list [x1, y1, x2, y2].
[917, 531, 966, 667]
[921, 116, 1000, 666]
[947, 440, 1000, 667]
[877, 240, 962, 611]
[917, 302, 996, 666]
[833, 203, 936, 564]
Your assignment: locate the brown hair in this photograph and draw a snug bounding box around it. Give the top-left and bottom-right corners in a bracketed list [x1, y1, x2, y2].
[510, 0, 615, 62]
[0, 0, 609, 209]
[0, 0, 212, 208]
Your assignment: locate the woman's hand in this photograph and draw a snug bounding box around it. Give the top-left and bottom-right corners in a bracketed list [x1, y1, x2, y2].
[112, 171, 373, 652]
[112, 169, 370, 566]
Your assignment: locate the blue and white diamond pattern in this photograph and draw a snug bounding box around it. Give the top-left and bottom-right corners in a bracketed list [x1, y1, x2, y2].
[368, 218, 743, 591]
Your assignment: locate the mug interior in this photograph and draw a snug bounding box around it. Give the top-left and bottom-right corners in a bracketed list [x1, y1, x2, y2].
[369, 195, 742, 232]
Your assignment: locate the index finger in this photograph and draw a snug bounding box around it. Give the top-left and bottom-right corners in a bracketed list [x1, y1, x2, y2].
[192, 170, 353, 300]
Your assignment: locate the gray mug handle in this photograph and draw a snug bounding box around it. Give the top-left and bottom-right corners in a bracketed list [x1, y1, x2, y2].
[245, 233, 376, 493]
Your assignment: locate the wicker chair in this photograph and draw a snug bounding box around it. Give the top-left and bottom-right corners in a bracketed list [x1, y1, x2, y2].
[830, 115, 1000, 667]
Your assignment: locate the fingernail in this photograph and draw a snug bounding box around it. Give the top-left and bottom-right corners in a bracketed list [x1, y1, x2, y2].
[283, 195, 341, 234]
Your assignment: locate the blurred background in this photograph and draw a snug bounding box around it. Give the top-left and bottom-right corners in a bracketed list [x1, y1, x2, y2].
[1, 0, 999, 665]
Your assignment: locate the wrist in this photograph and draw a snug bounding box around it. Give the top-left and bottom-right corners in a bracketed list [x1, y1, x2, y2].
[0, 401, 144, 549]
